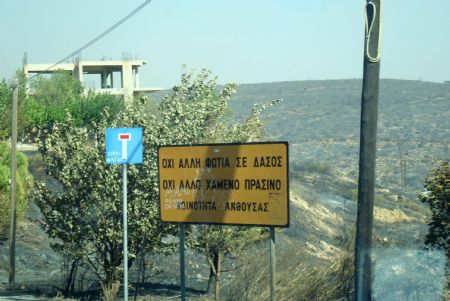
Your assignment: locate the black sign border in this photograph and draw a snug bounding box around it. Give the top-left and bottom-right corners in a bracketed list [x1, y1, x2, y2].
[157, 141, 290, 228]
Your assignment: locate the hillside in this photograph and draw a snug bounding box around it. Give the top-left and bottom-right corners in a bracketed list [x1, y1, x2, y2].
[1, 79, 449, 300]
[231, 79, 450, 195]
[229, 79, 450, 300]
[231, 79, 450, 300]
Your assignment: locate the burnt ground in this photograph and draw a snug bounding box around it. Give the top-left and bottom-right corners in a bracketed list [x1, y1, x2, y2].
[1, 79, 449, 300]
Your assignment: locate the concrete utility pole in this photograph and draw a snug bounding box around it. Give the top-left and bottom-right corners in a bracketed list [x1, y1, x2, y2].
[9, 79, 19, 287]
[355, 1, 382, 300]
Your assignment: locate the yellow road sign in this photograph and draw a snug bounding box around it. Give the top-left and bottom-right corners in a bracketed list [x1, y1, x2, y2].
[158, 142, 289, 226]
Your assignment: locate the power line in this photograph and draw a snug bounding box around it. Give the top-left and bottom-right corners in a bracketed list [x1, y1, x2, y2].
[27, 0, 151, 81]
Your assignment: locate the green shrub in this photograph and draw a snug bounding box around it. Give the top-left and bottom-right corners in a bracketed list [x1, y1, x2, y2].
[0, 142, 33, 238]
[290, 161, 333, 176]
[419, 161, 450, 260]
[23, 72, 124, 131]
[0, 79, 15, 139]
[1, 71, 124, 140]
[72, 91, 124, 126]
[33, 69, 279, 298]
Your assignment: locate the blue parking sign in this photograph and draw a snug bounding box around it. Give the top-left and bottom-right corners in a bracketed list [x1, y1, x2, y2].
[106, 128, 143, 164]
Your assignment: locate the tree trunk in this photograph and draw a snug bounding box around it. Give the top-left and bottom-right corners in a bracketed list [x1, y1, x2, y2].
[214, 251, 223, 301]
[64, 259, 78, 294]
[206, 250, 224, 300]
[206, 265, 215, 296]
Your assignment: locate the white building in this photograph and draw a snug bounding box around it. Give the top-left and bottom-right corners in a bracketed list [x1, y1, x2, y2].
[23, 57, 161, 101]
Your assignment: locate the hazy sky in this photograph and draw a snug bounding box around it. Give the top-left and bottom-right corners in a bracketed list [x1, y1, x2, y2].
[1, 0, 450, 88]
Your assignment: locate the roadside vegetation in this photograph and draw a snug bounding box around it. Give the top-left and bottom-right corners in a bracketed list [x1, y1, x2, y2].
[227, 237, 354, 301]
[419, 161, 450, 261]
[25, 69, 280, 299]
[0, 142, 33, 238]
[0, 72, 448, 300]
[0, 71, 123, 141]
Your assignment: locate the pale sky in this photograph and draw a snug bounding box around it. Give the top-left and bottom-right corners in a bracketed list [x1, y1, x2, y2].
[1, 0, 450, 88]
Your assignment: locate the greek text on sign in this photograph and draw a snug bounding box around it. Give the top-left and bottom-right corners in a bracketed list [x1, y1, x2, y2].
[106, 128, 143, 164]
[158, 142, 289, 226]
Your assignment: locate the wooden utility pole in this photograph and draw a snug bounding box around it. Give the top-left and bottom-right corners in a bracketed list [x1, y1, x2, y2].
[355, 1, 382, 300]
[9, 79, 19, 287]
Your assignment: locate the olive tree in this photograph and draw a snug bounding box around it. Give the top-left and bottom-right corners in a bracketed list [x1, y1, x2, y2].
[155, 70, 279, 300]
[34, 69, 279, 297]
[189, 225, 269, 300]
[160, 72, 280, 300]
[34, 108, 176, 293]
[419, 161, 450, 260]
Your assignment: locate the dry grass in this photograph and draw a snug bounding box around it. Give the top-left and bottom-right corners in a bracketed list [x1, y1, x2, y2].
[374, 206, 414, 223]
[49, 293, 78, 301]
[101, 280, 121, 301]
[227, 237, 354, 301]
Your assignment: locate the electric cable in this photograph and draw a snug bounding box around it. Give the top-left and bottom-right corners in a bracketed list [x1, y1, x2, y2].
[27, 0, 151, 81]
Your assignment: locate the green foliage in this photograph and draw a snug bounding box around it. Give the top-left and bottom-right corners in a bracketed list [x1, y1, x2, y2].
[0, 142, 33, 238]
[24, 72, 124, 131]
[33, 112, 175, 290]
[189, 225, 268, 299]
[30, 71, 83, 105]
[418, 161, 450, 260]
[73, 91, 124, 126]
[0, 72, 28, 140]
[34, 69, 279, 296]
[160, 70, 281, 299]
[0, 80, 11, 139]
[0, 71, 124, 141]
[156, 70, 280, 145]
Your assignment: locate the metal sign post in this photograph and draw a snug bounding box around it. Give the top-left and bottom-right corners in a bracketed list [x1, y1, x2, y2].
[179, 224, 186, 301]
[122, 163, 129, 301]
[269, 227, 276, 301]
[106, 128, 143, 301]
